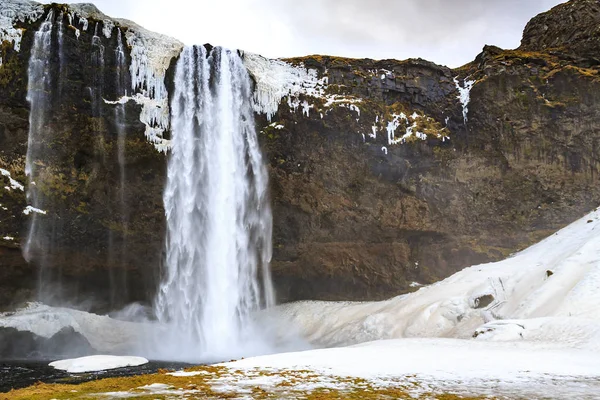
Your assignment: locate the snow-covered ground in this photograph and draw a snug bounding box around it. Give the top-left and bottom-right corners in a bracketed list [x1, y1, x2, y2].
[49, 355, 148, 373]
[214, 338, 600, 399]
[217, 205, 600, 398]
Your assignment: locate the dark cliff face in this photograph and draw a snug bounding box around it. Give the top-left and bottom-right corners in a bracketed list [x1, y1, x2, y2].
[0, 0, 599, 309]
[520, 0, 600, 64]
[0, 6, 166, 309]
[261, 2, 600, 302]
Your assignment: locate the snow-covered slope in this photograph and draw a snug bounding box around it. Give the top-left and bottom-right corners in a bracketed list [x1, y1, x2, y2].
[211, 207, 600, 398]
[0, 303, 143, 354]
[220, 338, 600, 399]
[262, 206, 600, 349]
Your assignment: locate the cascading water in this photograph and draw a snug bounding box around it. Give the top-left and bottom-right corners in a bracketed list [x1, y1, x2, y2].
[24, 10, 56, 301]
[57, 11, 64, 98]
[153, 45, 275, 362]
[115, 28, 127, 208]
[108, 28, 130, 307]
[90, 22, 104, 115]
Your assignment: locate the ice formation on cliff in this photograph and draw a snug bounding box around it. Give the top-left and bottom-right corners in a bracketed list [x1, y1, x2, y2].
[0, 0, 44, 65]
[68, 2, 184, 152]
[454, 77, 476, 124]
[243, 52, 326, 121]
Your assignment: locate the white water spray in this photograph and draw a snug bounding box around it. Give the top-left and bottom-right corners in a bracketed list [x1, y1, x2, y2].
[153, 46, 274, 362]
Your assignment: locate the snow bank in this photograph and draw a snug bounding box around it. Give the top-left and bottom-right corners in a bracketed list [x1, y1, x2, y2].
[0, 303, 144, 354]
[49, 355, 148, 373]
[262, 206, 600, 348]
[223, 338, 600, 399]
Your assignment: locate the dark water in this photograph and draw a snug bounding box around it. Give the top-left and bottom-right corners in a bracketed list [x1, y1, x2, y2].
[0, 360, 195, 393]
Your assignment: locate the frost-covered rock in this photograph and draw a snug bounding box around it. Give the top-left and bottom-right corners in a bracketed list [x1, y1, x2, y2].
[0, 168, 24, 191]
[243, 52, 326, 121]
[118, 19, 183, 152]
[0, 0, 44, 64]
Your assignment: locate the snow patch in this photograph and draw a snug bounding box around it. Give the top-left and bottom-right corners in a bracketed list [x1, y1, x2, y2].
[167, 370, 205, 377]
[386, 113, 407, 145]
[23, 205, 46, 215]
[49, 355, 148, 373]
[0, 168, 24, 191]
[267, 122, 284, 130]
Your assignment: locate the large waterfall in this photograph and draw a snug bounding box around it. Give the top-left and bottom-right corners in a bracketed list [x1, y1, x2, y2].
[153, 46, 275, 361]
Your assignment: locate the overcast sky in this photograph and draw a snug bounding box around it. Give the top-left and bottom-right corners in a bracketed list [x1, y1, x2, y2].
[43, 0, 565, 68]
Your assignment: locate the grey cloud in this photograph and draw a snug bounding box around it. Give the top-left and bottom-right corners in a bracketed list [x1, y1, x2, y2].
[50, 0, 566, 67]
[264, 0, 565, 65]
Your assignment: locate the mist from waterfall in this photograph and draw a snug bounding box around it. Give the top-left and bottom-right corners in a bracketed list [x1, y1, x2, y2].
[153, 45, 275, 362]
[24, 10, 58, 302]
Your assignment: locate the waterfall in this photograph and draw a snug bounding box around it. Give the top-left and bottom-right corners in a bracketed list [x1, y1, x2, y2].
[153, 46, 275, 362]
[57, 11, 64, 98]
[91, 22, 104, 115]
[24, 11, 56, 300]
[108, 28, 129, 307]
[115, 28, 127, 203]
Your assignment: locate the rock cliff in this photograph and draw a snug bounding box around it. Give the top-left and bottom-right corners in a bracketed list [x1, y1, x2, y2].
[0, 0, 598, 309]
